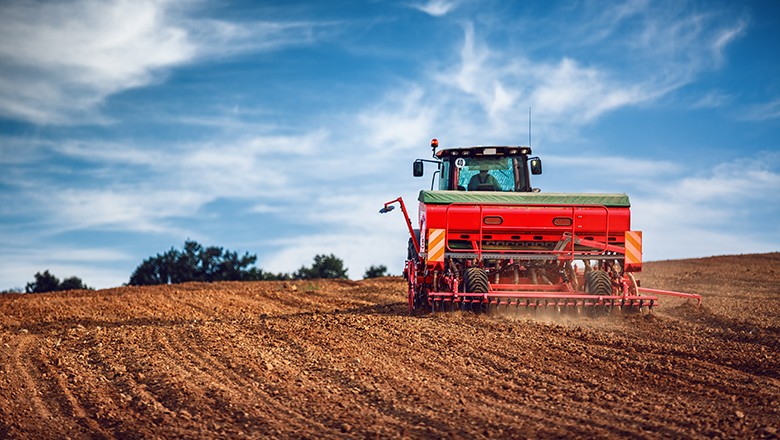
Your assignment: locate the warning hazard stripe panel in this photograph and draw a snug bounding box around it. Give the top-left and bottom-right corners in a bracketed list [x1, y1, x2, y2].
[428, 228, 446, 263]
[625, 230, 642, 269]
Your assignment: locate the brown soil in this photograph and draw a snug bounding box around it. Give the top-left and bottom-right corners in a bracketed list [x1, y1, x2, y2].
[1, 253, 779, 439]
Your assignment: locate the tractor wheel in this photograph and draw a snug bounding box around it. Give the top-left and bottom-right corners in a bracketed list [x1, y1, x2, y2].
[414, 286, 427, 309]
[464, 267, 489, 293]
[407, 229, 421, 262]
[585, 270, 613, 317]
[585, 270, 613, 296]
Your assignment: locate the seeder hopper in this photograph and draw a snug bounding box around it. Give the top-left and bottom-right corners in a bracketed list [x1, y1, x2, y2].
[381, 139, 701, 315]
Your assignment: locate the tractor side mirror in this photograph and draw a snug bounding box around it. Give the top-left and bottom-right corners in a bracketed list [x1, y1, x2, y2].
[530, 157, 542, 175]
[413, 160, 424, 177]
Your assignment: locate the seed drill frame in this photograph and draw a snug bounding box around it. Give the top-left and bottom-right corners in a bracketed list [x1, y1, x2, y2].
[382, 140, 701, 314]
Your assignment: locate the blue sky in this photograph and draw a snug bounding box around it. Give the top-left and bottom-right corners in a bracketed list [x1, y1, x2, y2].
[1, 0, 779, 290]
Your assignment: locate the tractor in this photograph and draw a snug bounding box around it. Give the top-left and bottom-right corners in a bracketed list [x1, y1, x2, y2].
[381, 139, 701, 314]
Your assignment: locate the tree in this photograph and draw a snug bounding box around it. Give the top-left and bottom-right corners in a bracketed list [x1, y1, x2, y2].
[26, 270, 60, 293]
[129, 249, 177, 285]
[128, 240, 262, 286]
[24, 271, 91, 293]
[363, 264, 388, 279]
[59, 276, 91, 291]
[294, 254, 348, 280]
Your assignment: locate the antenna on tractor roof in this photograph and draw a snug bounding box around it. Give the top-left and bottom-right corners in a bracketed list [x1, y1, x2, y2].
[528, 106, 532, 148]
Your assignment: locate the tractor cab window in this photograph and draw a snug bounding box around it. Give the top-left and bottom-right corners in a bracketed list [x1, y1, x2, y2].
[438, 160, 451, 190]
[456, 157, 515, 191]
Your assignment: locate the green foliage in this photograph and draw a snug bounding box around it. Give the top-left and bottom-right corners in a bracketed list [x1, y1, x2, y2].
[128, 240, 264, 286]
[26, 270, 59, 293]
[59, 276, 90, 291]
[294, 254, 348, 280]
[24, 270, 91, 293]
[245, 267, 292, 281]
[363, 264, 388, 279]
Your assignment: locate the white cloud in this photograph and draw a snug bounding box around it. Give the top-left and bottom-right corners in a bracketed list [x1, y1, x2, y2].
[8, 123, 384, 245]
[637, 223, 775, 262]
[256, 188, 422, 278]
[419, 2, 748, 142]
[528, 58, 653, 124]
[690, 91, 733, 109]
[251, 204, 284, 214]
[586, 2, 746, 69]
[409, 0, 459, 17]
[430, 20, 725, 141]
[259, 232, 408, 278]
[0, 0, 194, 124]
[546, 155, 681, 179]
[357, 87, 437, 152]
[661, 161, 780, 204]
[0, 136, 50, 165]
[545, 2, 749, 110]
[41, 188, 208, 234]
[191, 18, 328, 56]
[0, 0, 334, 125]
[632, 152, 780, 260]
[434, 22, 522, 124]
[0, 246, 134, 290]
[55, 140, 167, 167]
[712, 19, 747, 66]
[742, 99, 780, 121]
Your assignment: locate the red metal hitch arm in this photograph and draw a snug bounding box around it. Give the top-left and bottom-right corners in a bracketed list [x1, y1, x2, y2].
[637, 287, 702, 306]
[380, 197, 420, 255]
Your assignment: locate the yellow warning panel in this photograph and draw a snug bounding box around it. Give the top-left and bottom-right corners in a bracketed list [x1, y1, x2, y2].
[625, 230, 642, 272]
[428, 228, 445, 263]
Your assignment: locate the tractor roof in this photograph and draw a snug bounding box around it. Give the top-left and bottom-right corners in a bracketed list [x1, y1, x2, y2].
[435, 145, 532, 158]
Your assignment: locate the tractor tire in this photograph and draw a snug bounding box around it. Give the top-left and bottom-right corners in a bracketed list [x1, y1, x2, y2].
[585, 270, 613, 296]
[464, 267, 489, 293]
[585, 270, 614, 317]
[414, 285, 427, 309]
[407, 229, 421, 262]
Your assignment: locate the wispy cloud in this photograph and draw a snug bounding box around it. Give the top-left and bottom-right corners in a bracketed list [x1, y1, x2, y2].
[660, 155, 780, 204]
[742, 98, 780, 121]
[258, 192, 415, 276]
[633, 151, 780, 259]
[690, 91, 733, 109]
[0, 0, 334, 125]
[9, 128, 333, 235]
[426, 23, 656, 142]
[529, 58, 651, 124]
[546, 155, 682, 180]
[711, 19, 747, 66]
[409, 0, 459, 17]
[357, 86, 438, 152]
[0, 244, 133, 290]
[0, 0, 193, 124]
[43, 188, 209, 234]
[418, 2, 748, 143]
[580, 0, 747, 67]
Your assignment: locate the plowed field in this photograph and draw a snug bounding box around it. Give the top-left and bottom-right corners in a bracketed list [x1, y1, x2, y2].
[1, 253, 779, 439]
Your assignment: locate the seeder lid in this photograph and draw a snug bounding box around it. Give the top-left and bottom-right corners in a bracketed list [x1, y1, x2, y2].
[418, 190, 631, 207]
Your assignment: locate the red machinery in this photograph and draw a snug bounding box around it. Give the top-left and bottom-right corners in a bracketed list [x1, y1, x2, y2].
[381, 139, 701, 314]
